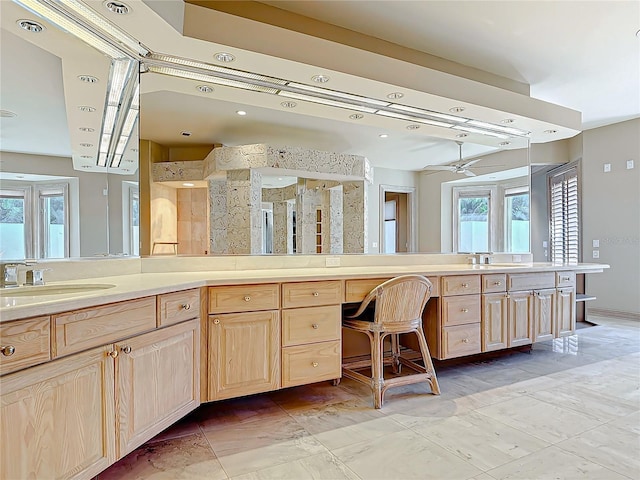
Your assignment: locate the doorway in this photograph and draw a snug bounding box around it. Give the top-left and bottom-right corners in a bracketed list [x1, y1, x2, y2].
[379, 185, 416, 253]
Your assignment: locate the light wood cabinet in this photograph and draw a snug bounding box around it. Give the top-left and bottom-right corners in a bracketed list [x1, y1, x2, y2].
[116, 319, 200, 457]
[157, 289, 200, 327]
[282, 340, 341, 388]
[508, 291, 534, 347]
[208, 311, 280, 400]
[208, 284, 279, 313]
[1, 345, 116, 480]
[556, 287, 576, 337]
[0, 315, 50, 375]
[533, 289, 556, 342]
[481, 293, 508, 351]
[442, 323, 481, 358]
[282, 280, 342, 308]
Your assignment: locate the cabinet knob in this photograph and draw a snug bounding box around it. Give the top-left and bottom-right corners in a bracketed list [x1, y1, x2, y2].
[461, 308, 469, 313]
[244, 295, 251, 302]
[213, 318, 220, 325]
[181, 303, 191, 310]
[121, 345, 132, 354]
[312, 362, 319, 367]
[462, 338, 469, 344]
[494, 281, 502, 286]
[561, 277, 570, 282]
[1, 345, 16, 356]
[312, 323, 319, 329]
[108, 350, 119, 359]
[461, 283, 469, 288]
[312, 292, 319, 297]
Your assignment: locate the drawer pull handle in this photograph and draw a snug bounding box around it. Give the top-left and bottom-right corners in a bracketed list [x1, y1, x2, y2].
[213, 318, 220, 325]
[312, 323, 319, 329]
[312, 362, 319, 367]
[1, 345, 16, 356]
[461, 283, 469, 288]
[462, 338, 469, 344]
[313, 292, 319, 297]
[461, 308, 469, 313]
[561, 277, 570, 282]
[108, 350, 118, 359]
[121, 346, 132, 354]
[244, 295, 251, 302]
[181, 303, 191, 311]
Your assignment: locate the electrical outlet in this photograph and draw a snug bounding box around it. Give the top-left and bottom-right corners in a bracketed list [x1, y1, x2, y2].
[592, 250, 600, 259]
[372, 242, 378, 248]
[325, 257, 340, 267]
[512, 254, 522, 263]
[627, 159, 635, 170]
[592, 239, 599, 248]
[604, 163, 611, 173]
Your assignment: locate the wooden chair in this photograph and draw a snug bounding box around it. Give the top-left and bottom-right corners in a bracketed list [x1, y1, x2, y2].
[342, 275, 440, 408]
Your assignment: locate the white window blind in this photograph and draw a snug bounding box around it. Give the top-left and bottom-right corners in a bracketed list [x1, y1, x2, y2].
[549, 165, 579, 263]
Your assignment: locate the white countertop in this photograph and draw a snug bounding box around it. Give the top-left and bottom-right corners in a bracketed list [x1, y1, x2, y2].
[0, 262, 608, 322]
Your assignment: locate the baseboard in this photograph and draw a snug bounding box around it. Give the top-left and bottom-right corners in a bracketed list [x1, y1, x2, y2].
[589, 308, 640, 321]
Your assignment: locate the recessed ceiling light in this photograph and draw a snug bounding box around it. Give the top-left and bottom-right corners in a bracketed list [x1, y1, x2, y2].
[80, 143, 93, 147]
[449, 106, 465, 113]
[0, 110, 17, 118]
[79, 127, 95, 132]
[499, 141, 511, 146]
[379, 134, 389, 138]
[104, 1, 130, 15]
[17, 19, 45, 33]
[214, 52, 235, 63]
[387, 92, 404, 99]
[78, 106, 96, 112]
[311, 74, 330, 83]
[544, 129, 558, 134]
[278, 177, 283, 180]
[501, 118, 515, 124]
[80, 155, 93, 159]
[131, 147, 138, 152]
[182, 182, 195, 187]
[636, 29, 640, 38]
[181, 131, 192, 136]
[455, 133, 468, 138]
[406, 124, 421, 130]
[81, 165, 92, 169]
[280, 101, 297, 108]
[196, 85, 214, 93]
[236, 110, 247, 116]
[78, 75, 99, 83]
[349, 113, 364, 120]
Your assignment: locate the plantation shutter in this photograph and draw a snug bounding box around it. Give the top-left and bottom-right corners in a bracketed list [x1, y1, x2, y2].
[549, 166, 579, 263]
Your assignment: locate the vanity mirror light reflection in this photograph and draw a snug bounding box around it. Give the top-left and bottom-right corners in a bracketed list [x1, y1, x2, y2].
[0, 0, 140, 261]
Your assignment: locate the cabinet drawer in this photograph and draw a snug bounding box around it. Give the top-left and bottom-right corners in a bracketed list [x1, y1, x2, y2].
[158, 289, 200, 326]
[209, 284, 279, 313]
[442, 324, 481, 359]
[344, 276, 438, 302]
[508, 272, 555, 291]
[442, 295, 481, 326]
[282, 281, 342, 308]
[482, 274, 507, 293]
[282, 340, 341, 388]
[556, 271, 576, 287]
[282, 305, 341, 347]
[54, 297, 156, 357]
[0, 316, 50, 375]
[441, 275, 481, 296]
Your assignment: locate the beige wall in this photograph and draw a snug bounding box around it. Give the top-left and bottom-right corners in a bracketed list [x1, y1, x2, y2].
[582, 118, 640, 317]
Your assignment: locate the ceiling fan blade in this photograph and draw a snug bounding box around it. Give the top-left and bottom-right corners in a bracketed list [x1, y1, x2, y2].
[423, 165, 455, 171]
[463, 169, 477, 177]
[461, 158, 482, 168]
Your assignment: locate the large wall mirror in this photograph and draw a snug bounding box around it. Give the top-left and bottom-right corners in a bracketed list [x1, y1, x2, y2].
[0, 0, 139, 261]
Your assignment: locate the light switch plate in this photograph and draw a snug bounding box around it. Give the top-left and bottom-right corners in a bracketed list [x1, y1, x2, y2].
[627, 159, 635, 169]
[325, 257, 340, 267]
[593, 239, 599, 248]
[592, 250, 600, 259]
[604, 163, 611, 173]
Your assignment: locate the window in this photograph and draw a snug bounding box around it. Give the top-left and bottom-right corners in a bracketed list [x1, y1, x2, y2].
[549, 164, 580, 263]
[453, 187, 495, 252]
[504, 186, 530, 253]
[0, 182, 69, 260]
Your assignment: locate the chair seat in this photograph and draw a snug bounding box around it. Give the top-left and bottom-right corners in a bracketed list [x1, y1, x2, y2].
[341, 275, 440, 408]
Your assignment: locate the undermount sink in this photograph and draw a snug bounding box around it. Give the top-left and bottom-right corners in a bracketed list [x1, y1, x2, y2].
[0, 283, 116, 297]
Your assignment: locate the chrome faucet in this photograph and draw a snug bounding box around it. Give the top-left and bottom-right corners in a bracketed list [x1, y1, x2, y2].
[1, 262, 30, 288]
[25, 268, 49, 286]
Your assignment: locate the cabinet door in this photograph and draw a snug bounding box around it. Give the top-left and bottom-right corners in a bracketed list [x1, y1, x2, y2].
[116, 319, 200, 458]
[533, 289, 556, 342]
[482, 293, 508, 352]
[556, 287, 576, 337]
[1, 346, 115, 480]
[508, 291, 533, 347]
[209, 311, 280, 401]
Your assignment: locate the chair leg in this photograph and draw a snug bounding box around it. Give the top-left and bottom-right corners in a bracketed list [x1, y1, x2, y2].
[415, 325, 440, 395]
[371, 330, 384, 408]
[390, 334, 401, 374]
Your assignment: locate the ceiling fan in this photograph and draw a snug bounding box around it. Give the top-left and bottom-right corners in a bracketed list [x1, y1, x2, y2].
[422, 141, 485, 177]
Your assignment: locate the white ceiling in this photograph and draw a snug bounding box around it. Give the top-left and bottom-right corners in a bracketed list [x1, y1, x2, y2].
[1, 0, 638, 174]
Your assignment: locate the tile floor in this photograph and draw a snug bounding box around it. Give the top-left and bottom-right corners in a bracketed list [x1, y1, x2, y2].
[99, 317, 640, 480]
